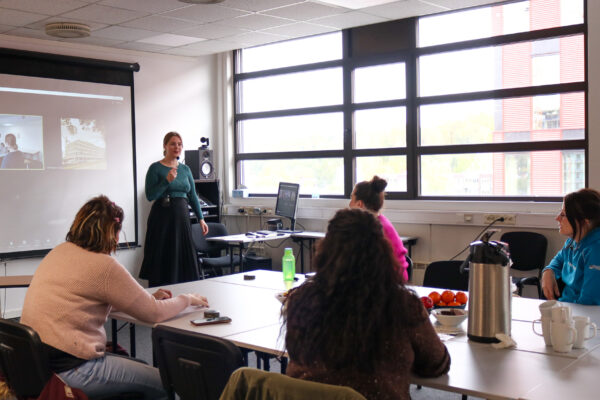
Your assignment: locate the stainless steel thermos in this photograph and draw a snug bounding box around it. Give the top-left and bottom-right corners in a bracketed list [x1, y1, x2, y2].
[462, 238, 512, 343]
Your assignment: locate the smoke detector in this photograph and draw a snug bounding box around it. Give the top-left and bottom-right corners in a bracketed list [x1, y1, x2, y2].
[45, 22, 91, 39]
[178, 0, 225, 4]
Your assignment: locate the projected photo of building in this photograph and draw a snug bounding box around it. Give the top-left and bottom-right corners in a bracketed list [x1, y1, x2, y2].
[61, 118, 106, 169]
[0, 114, 44, 170]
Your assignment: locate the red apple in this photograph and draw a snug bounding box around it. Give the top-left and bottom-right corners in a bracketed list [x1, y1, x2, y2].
[420, 296, 434, 309]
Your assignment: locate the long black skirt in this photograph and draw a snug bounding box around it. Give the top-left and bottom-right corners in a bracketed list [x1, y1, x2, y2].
[139, 197, 199, 287]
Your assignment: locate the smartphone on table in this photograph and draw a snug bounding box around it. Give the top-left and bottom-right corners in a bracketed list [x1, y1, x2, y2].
[190, 316, 232, 326]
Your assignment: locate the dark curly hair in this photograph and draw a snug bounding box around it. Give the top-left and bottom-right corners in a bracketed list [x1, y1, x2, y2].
[352, 175, 387, 212]
[282, 208, 419, 372]
[564, 188, 600, 240]
[66, 195, 123, 254]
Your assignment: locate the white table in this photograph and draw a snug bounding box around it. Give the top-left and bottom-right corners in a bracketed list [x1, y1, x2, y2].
[111, 270, 600, 400]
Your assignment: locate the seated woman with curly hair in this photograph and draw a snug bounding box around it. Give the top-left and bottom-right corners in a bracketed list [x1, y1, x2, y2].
[283, 208, 450, 400]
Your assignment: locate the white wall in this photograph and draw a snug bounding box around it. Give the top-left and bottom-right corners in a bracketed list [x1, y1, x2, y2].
[0, 34, 217, 317]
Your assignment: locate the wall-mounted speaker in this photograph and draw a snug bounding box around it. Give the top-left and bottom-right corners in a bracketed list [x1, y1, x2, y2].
[184, 149, 216, 181]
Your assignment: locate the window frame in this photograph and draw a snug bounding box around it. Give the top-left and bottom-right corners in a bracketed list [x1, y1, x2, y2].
[232, 1, 587, 202]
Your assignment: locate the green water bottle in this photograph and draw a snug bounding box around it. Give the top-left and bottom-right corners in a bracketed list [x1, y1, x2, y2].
[282, 248, 296, 282]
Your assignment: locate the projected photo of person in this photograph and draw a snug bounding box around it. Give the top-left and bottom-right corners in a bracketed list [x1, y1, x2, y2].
[61, 118, 107, 169]
[0, 114, 44, 170]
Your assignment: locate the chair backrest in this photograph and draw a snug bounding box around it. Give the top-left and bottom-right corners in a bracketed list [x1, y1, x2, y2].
[0, 319, 51, 397]
[500, 231, 548, 272]
[192, 223, 230, 256]
[152, 325, 244, 400]
[219, 367, 367, 400]
[423, 260, 469, 291]
[405, 255, 413, 282]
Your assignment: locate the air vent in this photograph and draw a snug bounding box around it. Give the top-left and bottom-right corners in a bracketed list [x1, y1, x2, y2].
[45, 22, 91, 39]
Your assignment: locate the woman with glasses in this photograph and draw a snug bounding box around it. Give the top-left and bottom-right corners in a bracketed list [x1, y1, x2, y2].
[541, 188, 600, 304]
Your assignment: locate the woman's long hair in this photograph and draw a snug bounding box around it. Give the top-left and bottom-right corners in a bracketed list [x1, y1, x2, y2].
[283, 208, 417, 372]
[353, 175, 387, 212]
[564, 188, 600, 240]
[66, 195, 123, 254]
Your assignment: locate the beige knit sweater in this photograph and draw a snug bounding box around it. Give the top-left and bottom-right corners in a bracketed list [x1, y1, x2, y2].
[21, 242, 193, 360]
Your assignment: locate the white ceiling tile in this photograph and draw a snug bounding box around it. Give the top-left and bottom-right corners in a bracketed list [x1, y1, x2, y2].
[222, 14, 292, 30]
[137, 33, 205, 46]
[220, 0, 305, 12]
[160, 46, 209, 57]
[121, 15, 199, 33]
[173, 39, 239, 54]
[311, 10, 388, 29]
[425, 0, 502, 9]
[261, 21, 337, 37]
[262, 2, 349, 20]
[314, 0, 398, 10]
[2, 27, 51, 40]
[0, 0, 88, 15]
[362, 0, 444, 19]
[162, 4, 249, 24]
[98, 0, 187, 14]
[26, 17, 107, 31]
[226, 31, 288, 46]
[61, 4, 148, 25]
[114, 41, 171, 52]
[0, 8, 48, 26]
[61, 35, 125, 46]
[174, 22, 249, 40]
[93, 26, 158, 41]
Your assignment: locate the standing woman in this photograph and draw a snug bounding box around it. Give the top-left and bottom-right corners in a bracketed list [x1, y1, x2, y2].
[283, 208, 450, 399]
[140, 132, 209, 287]
[350, 175, 409, 282]
[541, 188, 600, 304]
[20, 195, 209, 399]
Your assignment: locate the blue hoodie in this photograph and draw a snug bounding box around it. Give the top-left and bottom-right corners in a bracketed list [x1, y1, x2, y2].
[543, 227, 600, 305]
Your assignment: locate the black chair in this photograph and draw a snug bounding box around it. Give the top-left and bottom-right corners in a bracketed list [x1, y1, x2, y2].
[500, 231, 547, 298]
[405, 255, 413, 283]
[152, 325, 244, 400]
[192, 222, 242, 278]
[423, 260, 469, 291]
[0, 318, 51, 398]
[0, 319, 142, 400]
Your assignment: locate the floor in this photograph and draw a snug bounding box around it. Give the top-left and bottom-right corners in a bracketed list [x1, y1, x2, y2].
[105, 320, 483, 400]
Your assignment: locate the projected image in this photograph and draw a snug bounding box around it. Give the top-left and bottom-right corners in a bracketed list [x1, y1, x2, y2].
[0, 114, 44, 170]
[61, 118, 107, 169]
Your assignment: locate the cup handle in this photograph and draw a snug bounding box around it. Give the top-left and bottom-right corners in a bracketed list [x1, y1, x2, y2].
[568, 326, 577, 345]
[587, 322, 598, 340]
[532, 319, 544, 336]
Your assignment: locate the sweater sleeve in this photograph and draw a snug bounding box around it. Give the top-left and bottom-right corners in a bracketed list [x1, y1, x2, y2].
[410, 301, 451, 377]
[102, 259, 192, 323]
[145, 163, 170, 201]
[183, 164, 204, 220]
[543, 241, 568, 278]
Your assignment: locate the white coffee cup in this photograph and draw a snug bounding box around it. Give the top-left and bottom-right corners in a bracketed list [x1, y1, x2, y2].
[539, 300, 560, 318]
[551, 321, 577, 353]
[573, 316, 597, 349]
[551, 305, 572, 324]
[532, 317, 553, 346]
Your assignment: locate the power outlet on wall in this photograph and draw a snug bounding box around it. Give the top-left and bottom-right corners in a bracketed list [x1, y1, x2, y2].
[483, 214, 516, 225]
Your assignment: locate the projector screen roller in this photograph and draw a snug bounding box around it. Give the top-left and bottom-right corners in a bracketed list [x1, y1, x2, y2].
[0, 72, 136, 258]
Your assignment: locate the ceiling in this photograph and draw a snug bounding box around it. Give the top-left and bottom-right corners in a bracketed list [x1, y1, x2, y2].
[0, 0, 504, 57]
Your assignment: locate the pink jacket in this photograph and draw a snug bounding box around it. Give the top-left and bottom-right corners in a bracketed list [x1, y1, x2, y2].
[379, 214, 409, 282]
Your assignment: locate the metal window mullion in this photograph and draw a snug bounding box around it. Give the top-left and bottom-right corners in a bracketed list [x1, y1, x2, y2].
[342, 30, 354, 197]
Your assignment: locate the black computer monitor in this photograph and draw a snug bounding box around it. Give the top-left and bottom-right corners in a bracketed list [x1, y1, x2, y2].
[275, 182, 300, 232]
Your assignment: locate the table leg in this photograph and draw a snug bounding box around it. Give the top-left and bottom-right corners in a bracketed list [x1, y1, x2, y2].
[129, 323, 136, 358]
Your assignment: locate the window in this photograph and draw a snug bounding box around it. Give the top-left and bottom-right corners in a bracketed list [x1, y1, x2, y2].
[234, 0, 586, 200]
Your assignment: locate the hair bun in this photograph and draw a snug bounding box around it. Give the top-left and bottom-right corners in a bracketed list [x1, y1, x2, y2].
[370, 175, 388, 193]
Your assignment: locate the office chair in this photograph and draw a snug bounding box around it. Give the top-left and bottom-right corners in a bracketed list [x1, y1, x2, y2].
[423, 260, 469, 291]
[152, 325, 244, 400]
[500, 232, 547, 298]
[405, 255, 413, 283]
[192, 222, 242, 278]
[219, 367, 367, 400]
[0, 319, 142, 400]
